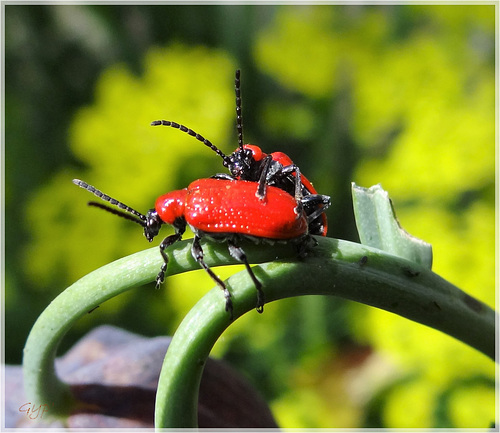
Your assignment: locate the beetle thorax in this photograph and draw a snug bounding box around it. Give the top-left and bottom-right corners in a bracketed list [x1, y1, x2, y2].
[155, 189, 188, 225]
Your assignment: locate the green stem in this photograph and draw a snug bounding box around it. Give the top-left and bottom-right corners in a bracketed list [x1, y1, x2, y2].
[154, 236, 496, 428]
[22, 236, 495, 427]
[22, 239, 299, 416]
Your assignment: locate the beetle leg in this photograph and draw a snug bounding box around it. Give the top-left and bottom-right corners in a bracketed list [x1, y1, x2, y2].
[280, 164, 302, 198]
[292, 165, 303, 215]
[279, 164, 303, 215]
[156, 232, 183, 288]
[294, 234, 316, 258]
[211, 173, 236, 181]
[301, 194, 331, 221]
[227, 240, 264, 314]
[256, 155, 273, 200]
[191, 235, 233, 319]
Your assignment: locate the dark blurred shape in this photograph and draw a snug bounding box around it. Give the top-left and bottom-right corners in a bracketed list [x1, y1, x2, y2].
[6, 325, 279, 428]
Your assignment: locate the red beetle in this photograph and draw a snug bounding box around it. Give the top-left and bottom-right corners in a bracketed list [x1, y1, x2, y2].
[151, 70, 329, 237]
[73, 178, 326, 318]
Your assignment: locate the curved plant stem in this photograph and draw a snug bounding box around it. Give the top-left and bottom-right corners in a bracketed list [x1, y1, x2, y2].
[154, 236, 496, 428]
[22, 236, 495, 426]
[22, 239, 300, 417]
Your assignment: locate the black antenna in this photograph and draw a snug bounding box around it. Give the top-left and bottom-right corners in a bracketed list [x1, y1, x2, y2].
[87, 201, 146, 227]
[72, 179, 147, 226]
[235, 69, 244, 150]
[150, 120, 228, 162]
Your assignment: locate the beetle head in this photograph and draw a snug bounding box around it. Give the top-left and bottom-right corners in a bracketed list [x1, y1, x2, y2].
[144, 209, 163, 242]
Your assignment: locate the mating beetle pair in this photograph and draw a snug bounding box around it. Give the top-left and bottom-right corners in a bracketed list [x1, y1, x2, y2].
[74, 70, 330, 318]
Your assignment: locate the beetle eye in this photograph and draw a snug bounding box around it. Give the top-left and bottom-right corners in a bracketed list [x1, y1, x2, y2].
[242, 144, 263, 161]
[244, 148, 254, 161]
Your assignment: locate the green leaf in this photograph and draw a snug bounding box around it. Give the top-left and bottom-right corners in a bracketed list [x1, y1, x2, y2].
[352, 183, 433, 269]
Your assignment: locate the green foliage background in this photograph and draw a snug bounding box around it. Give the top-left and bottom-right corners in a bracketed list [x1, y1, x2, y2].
[5, 4, 496, 428]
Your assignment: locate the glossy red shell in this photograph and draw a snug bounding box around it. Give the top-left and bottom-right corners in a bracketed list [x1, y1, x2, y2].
[240, 145, 327, 236]
[156, 178, 308, 239]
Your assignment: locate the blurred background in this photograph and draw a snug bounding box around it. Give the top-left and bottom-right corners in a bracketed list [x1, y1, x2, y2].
[5, 4, 496, 428]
